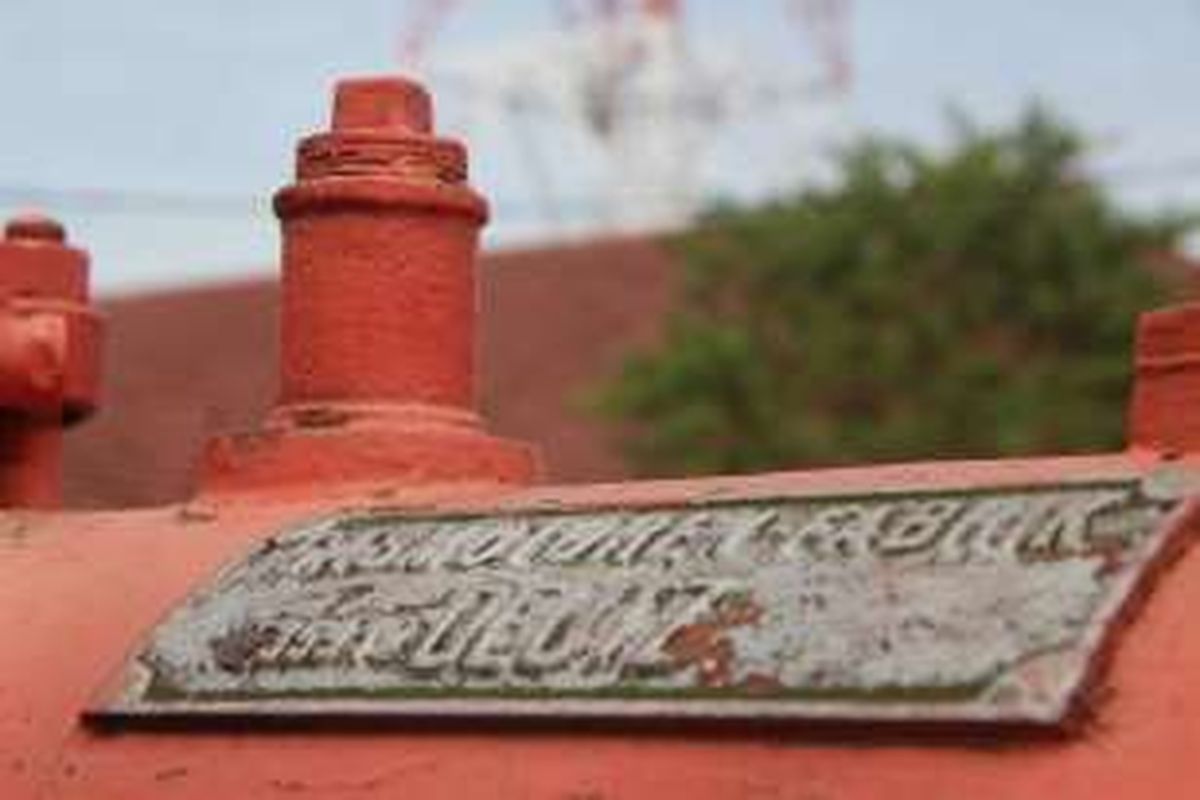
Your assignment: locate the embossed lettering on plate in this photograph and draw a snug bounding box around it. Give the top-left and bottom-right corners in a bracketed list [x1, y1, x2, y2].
[96, 480, 1187, 726]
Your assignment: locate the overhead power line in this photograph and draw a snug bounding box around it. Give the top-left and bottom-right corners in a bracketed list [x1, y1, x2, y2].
[0, 185, 264, 218]
[8, 151, 1200, 224]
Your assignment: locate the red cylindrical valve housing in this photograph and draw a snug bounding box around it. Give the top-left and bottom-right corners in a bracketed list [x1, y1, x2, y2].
[275, 77, 485, 410]
[201, 76, 536, 494]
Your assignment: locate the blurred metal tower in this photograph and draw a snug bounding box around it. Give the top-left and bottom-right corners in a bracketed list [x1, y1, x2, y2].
[400, 0, 853, 234]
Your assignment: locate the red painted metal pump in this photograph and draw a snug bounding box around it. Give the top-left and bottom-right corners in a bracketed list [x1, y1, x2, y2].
[2, 75, 1200, 799]
[0, 213, 101, 508]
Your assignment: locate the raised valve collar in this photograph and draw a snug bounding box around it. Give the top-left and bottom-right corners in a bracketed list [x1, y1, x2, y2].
[0, 212, 89, 304]
[283, 77, 476, 212]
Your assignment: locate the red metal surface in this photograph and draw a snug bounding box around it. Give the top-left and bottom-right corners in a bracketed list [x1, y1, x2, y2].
[1129, 301, 1200, 456]
[0, 214, 102, 507]
[201, 77, 536, 494]
[3, 454, 1200, 798]
[2, 75, 1200, 797]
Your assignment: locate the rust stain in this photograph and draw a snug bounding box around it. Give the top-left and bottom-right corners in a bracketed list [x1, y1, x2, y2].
[265, 761, 436, 793]
[663, 593, 765, 689]
[174, 504, 218, 525]
[153, 766, 189, 783]
[289, 407, 354, 430]
[211, 625, 277, 674]
[0, 519, 29, 546]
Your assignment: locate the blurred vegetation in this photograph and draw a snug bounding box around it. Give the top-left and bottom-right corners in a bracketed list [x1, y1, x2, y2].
[595, 107, 1195, 476]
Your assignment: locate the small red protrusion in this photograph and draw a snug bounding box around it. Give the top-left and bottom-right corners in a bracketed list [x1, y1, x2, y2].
[4, 213, 66, 244]
[1128, 302, 1200, 456]
[331, 76, 433, 133]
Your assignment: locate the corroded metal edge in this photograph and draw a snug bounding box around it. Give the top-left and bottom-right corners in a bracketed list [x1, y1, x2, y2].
[1056, 488, 1200, 729]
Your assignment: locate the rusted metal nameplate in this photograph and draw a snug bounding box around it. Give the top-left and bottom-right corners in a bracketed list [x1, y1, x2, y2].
[96, 479, 1190, 726]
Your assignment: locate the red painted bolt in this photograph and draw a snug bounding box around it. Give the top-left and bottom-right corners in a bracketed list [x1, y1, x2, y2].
[331, 76, 433, 133]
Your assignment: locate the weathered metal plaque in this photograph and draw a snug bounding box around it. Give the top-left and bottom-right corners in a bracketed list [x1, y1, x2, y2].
[98, 480, 1187, 726]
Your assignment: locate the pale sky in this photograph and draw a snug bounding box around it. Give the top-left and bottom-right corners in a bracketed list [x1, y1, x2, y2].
[2, 1, 1199, 294]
